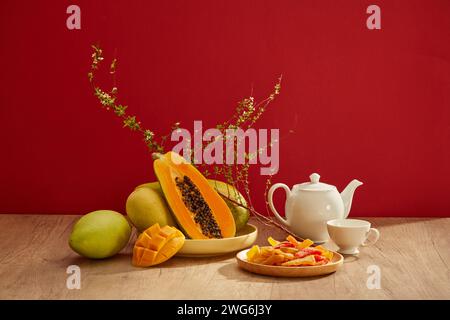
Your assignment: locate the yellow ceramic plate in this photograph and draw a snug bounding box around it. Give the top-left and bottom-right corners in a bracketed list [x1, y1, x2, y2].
[177, 224, 257, 257]
[236, 249, 343, 277]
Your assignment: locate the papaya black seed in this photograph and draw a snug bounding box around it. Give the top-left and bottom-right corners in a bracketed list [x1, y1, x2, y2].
[175, 176, 222, 238]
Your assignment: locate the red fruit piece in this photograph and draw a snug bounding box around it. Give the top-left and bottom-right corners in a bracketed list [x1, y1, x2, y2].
[274, 242, 295, 249]
[314, 254, 325, 262]
[295, 247, 323, 258]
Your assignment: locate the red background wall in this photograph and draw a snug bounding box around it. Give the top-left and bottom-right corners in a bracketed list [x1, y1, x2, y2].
[1, 0, 449, 217]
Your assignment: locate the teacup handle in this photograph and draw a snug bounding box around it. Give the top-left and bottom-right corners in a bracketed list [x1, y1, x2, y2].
[362, 228, 380, 246]
[268, 183, 291, 227]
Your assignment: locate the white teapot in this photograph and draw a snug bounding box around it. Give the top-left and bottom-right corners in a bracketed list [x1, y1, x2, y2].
[268, 173, 363, 243]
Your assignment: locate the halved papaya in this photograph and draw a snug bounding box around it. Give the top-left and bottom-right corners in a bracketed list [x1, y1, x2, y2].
[153, 151, 236, 239]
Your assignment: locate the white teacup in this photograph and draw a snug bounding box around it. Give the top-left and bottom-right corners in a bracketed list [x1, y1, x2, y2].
[327, 219, 380, 255]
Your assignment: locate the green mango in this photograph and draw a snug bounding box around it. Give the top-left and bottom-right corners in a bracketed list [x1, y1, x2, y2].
[69, 210, 131, 259]
[126, 182, 177, 232]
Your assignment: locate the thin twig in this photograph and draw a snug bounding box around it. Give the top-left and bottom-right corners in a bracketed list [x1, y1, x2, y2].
[217, 190, 304, 241]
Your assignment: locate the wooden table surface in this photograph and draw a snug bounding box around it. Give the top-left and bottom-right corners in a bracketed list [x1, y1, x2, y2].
[0, 215, 449, 300]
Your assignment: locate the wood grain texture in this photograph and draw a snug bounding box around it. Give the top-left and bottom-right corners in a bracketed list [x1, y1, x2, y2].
[0, 215, 449, 300]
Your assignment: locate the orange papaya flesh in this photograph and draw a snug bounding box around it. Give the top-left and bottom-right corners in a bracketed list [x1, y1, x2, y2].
[153, 151, 236, 239]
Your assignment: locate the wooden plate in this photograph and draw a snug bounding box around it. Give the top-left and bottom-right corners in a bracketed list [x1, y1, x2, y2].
[176, 224, 257, 257]
[236, 249, 344, 277]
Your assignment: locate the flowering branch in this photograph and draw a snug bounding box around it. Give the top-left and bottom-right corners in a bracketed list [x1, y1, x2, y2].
[88, 44, 294, 237]
[88, 45, 176, 153]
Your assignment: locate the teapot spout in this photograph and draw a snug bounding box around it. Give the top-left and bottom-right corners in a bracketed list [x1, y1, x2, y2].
[341, 179, 363, 218]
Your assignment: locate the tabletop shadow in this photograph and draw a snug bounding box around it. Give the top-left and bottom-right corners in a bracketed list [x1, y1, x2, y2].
[62, 251, 238, 275]
[217, 262, 332, 283]
[160, 252, 235, 268]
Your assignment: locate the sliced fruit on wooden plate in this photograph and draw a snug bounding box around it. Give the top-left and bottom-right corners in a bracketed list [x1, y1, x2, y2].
[236, 248, 343, 277]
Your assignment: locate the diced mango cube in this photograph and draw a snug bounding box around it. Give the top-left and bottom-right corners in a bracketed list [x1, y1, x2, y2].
[148, 234, 166, 251]
[132, 223, 185, 267]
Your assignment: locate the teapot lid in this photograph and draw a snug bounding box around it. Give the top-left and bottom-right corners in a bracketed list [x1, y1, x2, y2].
[297, 173, 336, 191]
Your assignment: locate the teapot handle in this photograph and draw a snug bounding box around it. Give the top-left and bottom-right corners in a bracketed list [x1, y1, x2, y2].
[268, 183, 291, 227]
